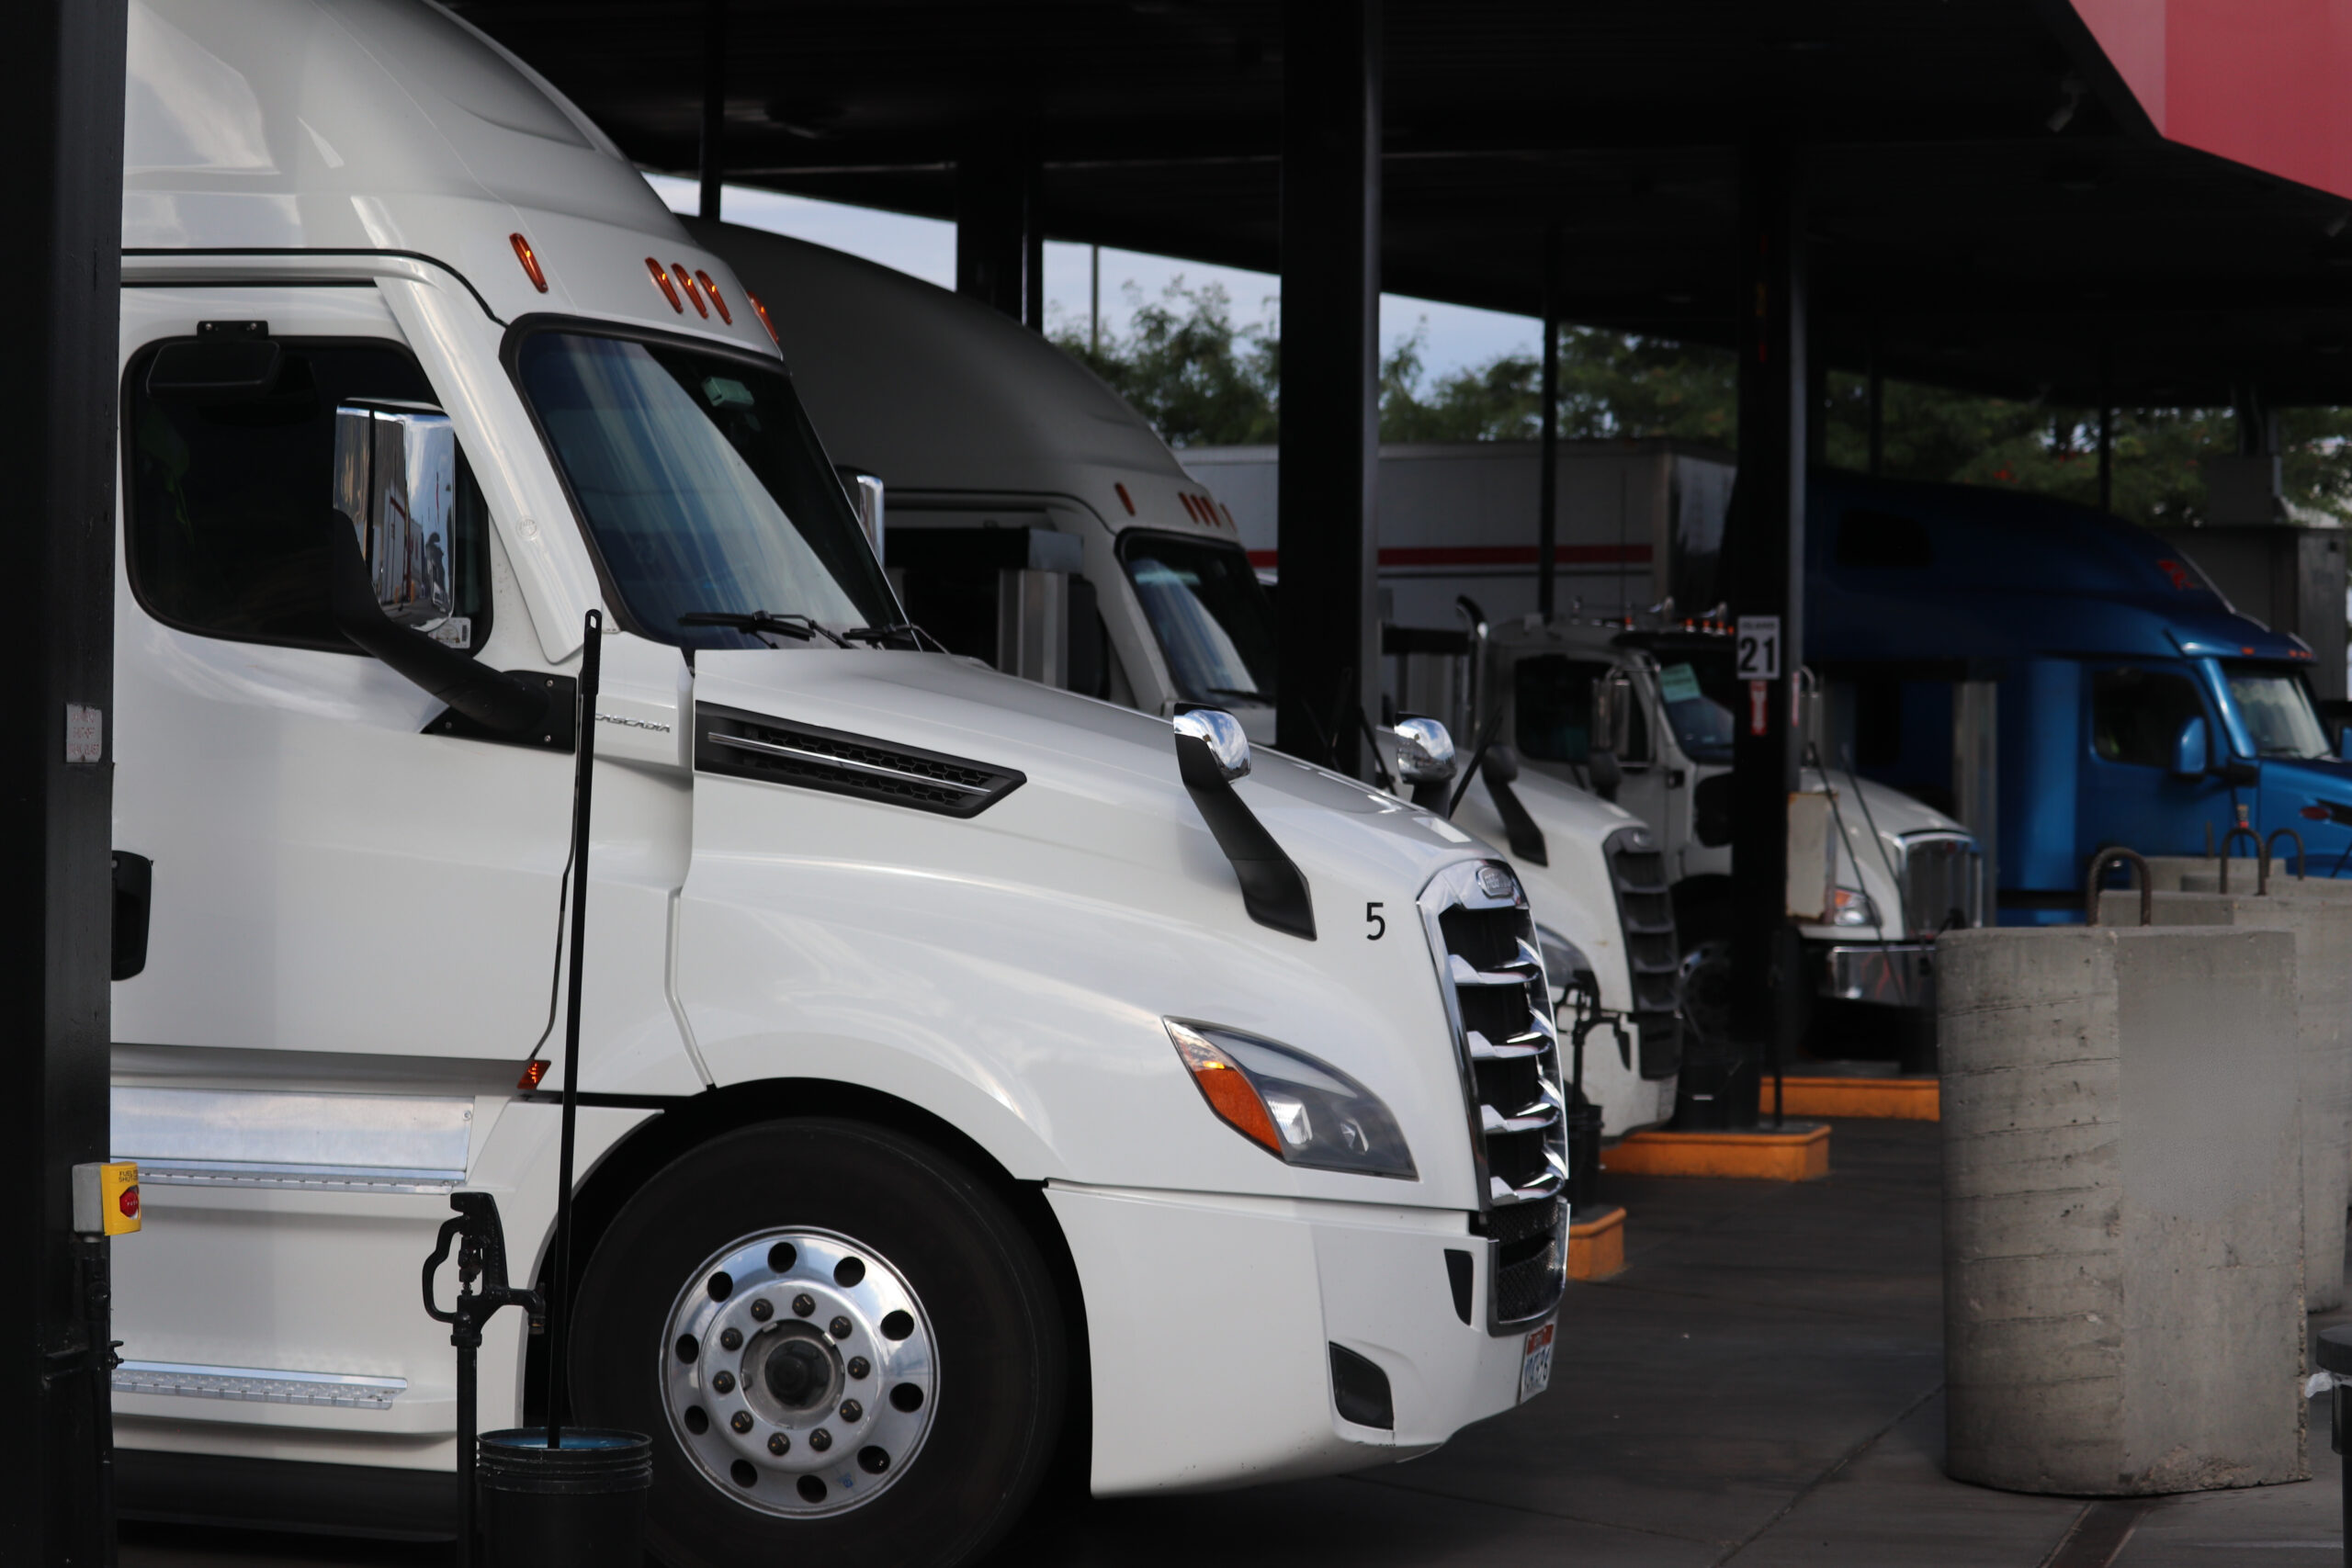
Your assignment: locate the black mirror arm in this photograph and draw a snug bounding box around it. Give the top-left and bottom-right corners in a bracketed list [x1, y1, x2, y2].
[1483, 753, 1548, 866]
[1174, 734, 1317, 940]
[324, 511, 550, 737]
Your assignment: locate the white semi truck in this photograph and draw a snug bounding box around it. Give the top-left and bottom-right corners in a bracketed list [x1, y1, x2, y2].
[1187, 443, 1984, 1062]
[693, 221, 1684, 1141]
[107, 4, 1567, 1562]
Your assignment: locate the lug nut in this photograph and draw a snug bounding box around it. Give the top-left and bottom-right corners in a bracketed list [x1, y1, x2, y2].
[767, 1432, 791, 1457]
[749, 1298, 774, 1322]
[792, 1293, 816, 1317]
[839, 1399, 863, 1423]
[808, 1428, 832, 1453]
[719, 1327, 742, 1352]
[830, 1316, 853, 1340]
[730, 1410, 754, 1434]
[713, 1371, 736, 1395]
[847, 1356, 870, 1380]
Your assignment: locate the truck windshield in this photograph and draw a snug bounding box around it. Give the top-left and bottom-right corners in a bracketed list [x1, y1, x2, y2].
[1657, 655, 1738, 763]
[514, 330, 897, 649]
[1118, 533, 1277, 706]
[2224, 664, 2330, 760]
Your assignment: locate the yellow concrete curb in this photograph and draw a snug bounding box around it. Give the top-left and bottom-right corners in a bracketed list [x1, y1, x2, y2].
[1758, 1075, 1940, 1122]
[1567, 1204, 1626, 1280]
[1600, 1122, 1832, 1181]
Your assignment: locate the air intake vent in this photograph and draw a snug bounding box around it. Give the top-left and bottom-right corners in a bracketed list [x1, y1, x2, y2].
[1604, 827, 1683, 1079]
[1419, 860, 1568, 1334]
[695, 705, 1024, 818]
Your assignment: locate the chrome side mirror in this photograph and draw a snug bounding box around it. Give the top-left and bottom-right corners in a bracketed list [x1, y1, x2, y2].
[1392, 716, 1457, 784]
[1173, 707, 1250, 782]
[837, 467, 885, 555]
[334, 401, 458, 635]
[1591, 671, 1634, 757]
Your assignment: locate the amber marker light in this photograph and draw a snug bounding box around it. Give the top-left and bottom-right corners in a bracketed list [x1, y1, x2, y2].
[646, 256, 684, 311]
[673, 264, 710, 318]
[745, 289, 781, 346]
[517, 1058, 548, 1090]
[510, 232, 548, 292]
[1166, 1020, 1283, 1156]
[695, 270, 733, 324]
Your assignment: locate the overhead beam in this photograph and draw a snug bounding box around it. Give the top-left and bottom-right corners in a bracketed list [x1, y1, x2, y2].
[1274, 0, 1381, 776]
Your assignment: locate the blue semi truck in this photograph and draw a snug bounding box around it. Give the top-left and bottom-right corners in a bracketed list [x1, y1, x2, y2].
[1803, 472, 2352, 921]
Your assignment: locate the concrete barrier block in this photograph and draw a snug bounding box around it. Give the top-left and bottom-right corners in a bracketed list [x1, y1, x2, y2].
[1939, 925, 2304, 1495]
[2097, 888, 2352, 1312]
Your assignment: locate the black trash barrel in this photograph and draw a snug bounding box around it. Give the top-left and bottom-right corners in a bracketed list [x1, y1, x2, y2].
[477, 1428, 651, 1568]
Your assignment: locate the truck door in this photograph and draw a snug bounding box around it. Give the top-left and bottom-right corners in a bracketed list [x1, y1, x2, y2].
[114, 294, 572, 1063]
[2079, 663, 2233, 864]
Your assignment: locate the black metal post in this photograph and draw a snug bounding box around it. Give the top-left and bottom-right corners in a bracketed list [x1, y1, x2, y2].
[2098, 344, 2113, 513]
[1023, 163, 1046, 333]
[1536, 225, 1560, 622]
[543, 610, 604, 1447]
[1866, 332, 1883, 477]
[697, 0, 725, 221]
[956, 145, 1029, 322]
[1275, 0, 1381, 778]
[1709, 139, 1807, 1132]
[0, 5, 127, 1563]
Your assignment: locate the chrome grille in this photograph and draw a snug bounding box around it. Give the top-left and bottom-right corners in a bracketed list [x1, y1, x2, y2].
[1897, 831, 1983, 936]
[1420, 860, 1569, 1334]
[1604, 826, 1683, 1079]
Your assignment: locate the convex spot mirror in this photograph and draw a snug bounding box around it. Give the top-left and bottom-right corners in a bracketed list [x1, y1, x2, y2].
[1173, 707, 1250, 782]
[334, 401, 460, 641]
[1591, 671, 1637, 759]
[2170, 715, 2210, 779]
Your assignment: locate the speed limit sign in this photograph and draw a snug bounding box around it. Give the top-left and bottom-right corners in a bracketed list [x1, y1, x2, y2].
[1736, 616, 1782, 681]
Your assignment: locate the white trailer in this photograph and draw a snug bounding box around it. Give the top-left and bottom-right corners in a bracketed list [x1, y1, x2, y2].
[696, 221, 1685, 1143]
[107, 4, 1567, 1559]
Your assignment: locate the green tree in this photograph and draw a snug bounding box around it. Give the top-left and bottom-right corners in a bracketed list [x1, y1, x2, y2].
[1051, 277, 1279, 447]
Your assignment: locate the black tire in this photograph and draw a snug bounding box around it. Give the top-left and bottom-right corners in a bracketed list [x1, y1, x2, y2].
[571, 1118, 1067, 1568]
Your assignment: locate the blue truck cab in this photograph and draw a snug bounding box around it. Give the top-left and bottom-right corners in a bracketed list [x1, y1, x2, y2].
[1804, 472, 2349, 920]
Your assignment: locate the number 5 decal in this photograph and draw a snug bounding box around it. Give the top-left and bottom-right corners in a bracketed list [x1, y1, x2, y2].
[1365, 901, 1386, 940]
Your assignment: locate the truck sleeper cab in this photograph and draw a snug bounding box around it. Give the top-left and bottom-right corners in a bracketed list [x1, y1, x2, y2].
[694, 220, 1683, 1143]
[1491, 617, 1984, 1061]
[107, 4, 1561, 1562]
[1804, 470, 2352, 916]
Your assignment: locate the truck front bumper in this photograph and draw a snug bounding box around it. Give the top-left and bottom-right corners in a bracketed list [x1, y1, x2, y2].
[1044, 1182, 1545, 1495]
[1812, 942, 1936, 1010]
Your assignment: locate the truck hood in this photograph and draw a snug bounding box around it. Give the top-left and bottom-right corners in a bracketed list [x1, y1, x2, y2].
[691, 648, 1484, 897]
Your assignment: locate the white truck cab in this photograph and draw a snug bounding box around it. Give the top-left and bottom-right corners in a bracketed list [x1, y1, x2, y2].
[1487, 615, 1984, 1060]
[108, 3, 1566, 1561]
[695, 222, 1682, 1143]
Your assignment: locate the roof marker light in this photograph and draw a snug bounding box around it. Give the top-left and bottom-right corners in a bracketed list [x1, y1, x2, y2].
[646, 257, 684, 311]
[744, 290, 780, 346]
[695, 270, 734, 325]
[673, 264, 709, 319]
[510, 232, 548, 293]
[1114, 482, 1136, 516]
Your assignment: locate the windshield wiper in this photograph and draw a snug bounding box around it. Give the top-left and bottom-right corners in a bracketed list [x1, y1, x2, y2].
[841, 621, 950, 653]
[679, 609, 848, 649]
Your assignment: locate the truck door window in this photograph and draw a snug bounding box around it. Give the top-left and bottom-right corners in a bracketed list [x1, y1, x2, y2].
[1115, 533, 1277, 706]
[1513, 656, 1624, 762]
[2090, 668, 2207, 766]
[513, 330, 897, 649]
[1654, 658, 1736, 763]
[127, 340, 492, 651]
[2223, 664, 2329, 759]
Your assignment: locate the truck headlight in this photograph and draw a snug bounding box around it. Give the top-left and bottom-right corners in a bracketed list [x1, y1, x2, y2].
[1535, 924, 1598, 1006]
[1165, 1020, 1417, 1179]
[1828, 886, 1878, 928]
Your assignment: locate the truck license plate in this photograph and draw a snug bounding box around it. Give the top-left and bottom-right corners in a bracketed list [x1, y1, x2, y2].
[1518, 1320, 1555, 1404]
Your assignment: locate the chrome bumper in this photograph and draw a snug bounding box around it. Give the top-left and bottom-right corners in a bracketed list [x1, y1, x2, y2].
[1814, 942, 1936, 1010]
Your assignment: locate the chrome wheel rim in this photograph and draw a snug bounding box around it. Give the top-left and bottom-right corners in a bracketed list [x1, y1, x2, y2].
[660, 1227, 938, 1517]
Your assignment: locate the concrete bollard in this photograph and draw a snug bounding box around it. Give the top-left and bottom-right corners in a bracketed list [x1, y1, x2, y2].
[1940, 925, 2305, 1495]
[2140, 855, 2266, 893]
[2098, 888, 2352, 1312]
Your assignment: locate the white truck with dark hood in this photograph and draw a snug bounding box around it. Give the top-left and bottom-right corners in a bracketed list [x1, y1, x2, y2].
[694, 221, 1685, 1145]
[107, 3, 1569, 1562]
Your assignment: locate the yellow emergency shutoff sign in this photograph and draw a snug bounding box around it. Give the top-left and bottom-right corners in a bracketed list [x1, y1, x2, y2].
[73, 1161, 141, 1236]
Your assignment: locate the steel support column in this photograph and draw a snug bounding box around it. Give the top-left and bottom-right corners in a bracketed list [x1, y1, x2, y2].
[697, 0, 725, 221]
[1275, 0, 1381, 776]
[1536, 226, 1560, 621]
[1695, 140, 1805, 1130]
[0, 2, 126, 1562]
[956, 145, 1041, 328]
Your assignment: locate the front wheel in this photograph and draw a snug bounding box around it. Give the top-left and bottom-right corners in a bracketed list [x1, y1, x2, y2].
[571, 1119, 1068, 1568]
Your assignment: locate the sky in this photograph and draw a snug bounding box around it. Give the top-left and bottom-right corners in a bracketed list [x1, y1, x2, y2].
[644, 174, 1537, 382]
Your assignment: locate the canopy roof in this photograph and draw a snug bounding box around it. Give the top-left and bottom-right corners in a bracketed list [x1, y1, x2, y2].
[449, 0, 2352, 406]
